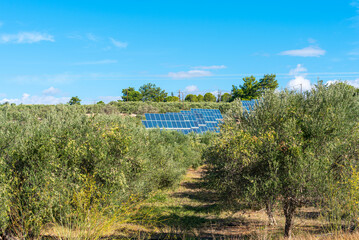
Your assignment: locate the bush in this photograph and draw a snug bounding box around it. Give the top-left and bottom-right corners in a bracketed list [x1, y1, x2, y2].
[0, 105, 209, 238]
[203, 83, 359, 237]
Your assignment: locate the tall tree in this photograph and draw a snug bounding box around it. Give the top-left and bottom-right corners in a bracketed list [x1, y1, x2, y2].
[231, 76, 260, 101]
[220, 93, 231, 102]
[231, 74, 278, 101]
[197, 94, 204, 102]
[203, 93, 216, 102]
[205, 83, 359, 237]
[259, 74, 278, 92]
[185, 94, 198, 102]
[139, 83, 167, 102]
[121, 87, 142, 101]
[165, 96, 180, 102]
[68, 96, 81, 105]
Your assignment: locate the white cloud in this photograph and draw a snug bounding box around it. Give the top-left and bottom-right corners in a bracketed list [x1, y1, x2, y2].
[185, 85, 199, 92]
[0, 93, 70, 105]
[42, 87, 60, 95]
[328, 79, 359, 87]
[348, 78, 359, 87]
[325, 80, 340, 85]
[211, 90, 220, 98]
[74, 59, 118, 65]
[279, 46, 326, 57]
[192, 65, 227, 70]
[110, 38, 128, 48]
[168, 70, 212, 79]
[0, 32, 54, 44]
[287, 64, 312, 91]
[289, 64, 307, 75]
[326, 79, 359, 88]
[287, 76, 312, 91]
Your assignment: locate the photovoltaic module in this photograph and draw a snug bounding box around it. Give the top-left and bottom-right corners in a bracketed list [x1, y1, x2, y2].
[142, 108, 223, 134]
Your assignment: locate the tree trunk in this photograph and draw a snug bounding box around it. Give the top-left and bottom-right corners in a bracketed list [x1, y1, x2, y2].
[283, 198, 296, 238]
[266, 201, 277, 226]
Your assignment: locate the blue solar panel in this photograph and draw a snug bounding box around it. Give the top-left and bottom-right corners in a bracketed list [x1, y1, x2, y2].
[242, 100, 256, 111]
[142, 108, 224, 134]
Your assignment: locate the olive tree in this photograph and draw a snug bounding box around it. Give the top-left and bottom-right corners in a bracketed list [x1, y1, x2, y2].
[204, 83, 359, 237]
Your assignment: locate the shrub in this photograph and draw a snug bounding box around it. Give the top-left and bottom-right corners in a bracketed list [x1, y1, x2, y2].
[0, 105, 209, 238]
[204, 83, 359, 237]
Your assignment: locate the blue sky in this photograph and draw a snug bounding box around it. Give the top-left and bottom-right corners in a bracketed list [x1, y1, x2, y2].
[0, 0, 359, 104]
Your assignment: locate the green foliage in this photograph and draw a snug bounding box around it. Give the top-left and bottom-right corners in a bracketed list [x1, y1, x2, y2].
[164, 96, 180, 102]
[0, 105, 209, 238]
[203, 93, 216, 102]
[231, 76, 260, 100]
[258, 74, 278, 92]
[231, 74, 278, 101]
[185, 94, 198, 102]
[121, 87, 143, 102]
[220, 93, 231, 102]
[197, 94, 204, 102]
[68, 96, 81, 105]
[96, 101, 105, 105]
[139, 83, 167, 102]
[204, 83, 359, 236]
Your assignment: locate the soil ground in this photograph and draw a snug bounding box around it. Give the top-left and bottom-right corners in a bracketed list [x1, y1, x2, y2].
[126, 167, 335, 239]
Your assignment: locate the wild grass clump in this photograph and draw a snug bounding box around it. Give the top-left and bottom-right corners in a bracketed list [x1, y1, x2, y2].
[0, 105, 209, 239]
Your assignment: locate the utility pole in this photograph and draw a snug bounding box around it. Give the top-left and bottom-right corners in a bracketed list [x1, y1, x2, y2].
[181, 92, 185, 109]
[178, 90, 181, 101]
[217, 89, 222, 102]
[300, 84, 302, 94]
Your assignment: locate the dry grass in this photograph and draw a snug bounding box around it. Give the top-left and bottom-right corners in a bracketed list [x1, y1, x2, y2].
[40, 167, 359, 239]
[127, 167, 358, 240]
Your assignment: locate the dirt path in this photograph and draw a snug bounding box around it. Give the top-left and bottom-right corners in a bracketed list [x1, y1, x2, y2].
[124, 167, 328, 239]
[136, 167, 283, 239]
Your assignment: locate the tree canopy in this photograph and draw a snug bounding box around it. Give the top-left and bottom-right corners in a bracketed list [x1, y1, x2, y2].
[203, 93, 216, 102]
[231, 74, 278, 101]
[139, 83, 167, 102]
[220, 93, 231, 102]
[122, 87, 143, 102]
[68, 96, 81, 105]
[164, 96, 180, 102]
[185, 94, 198, 102]
[197, 94, 204, 102]
[204, 83, 359, 237]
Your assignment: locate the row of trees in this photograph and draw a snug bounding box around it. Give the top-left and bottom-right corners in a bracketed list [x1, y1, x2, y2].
[204, 82, 359, 237]
[65, 74, 278, 105]
[121, 74, 278, 103]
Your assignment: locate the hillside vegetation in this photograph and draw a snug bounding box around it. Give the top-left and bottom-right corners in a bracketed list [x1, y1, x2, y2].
[1, 82, 359, 239]
[0, 105, 213, 239]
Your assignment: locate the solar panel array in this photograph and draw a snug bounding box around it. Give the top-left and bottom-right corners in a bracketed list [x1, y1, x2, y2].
[242, 100, 256, 111]
[142, 108, 223, 134]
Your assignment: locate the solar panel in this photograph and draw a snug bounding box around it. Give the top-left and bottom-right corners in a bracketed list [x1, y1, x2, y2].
[242, 100, 256, 111]
[142, 108, 224, 134]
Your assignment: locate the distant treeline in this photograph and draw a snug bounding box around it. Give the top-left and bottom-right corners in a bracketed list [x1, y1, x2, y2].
[120, 74, 279, 103]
